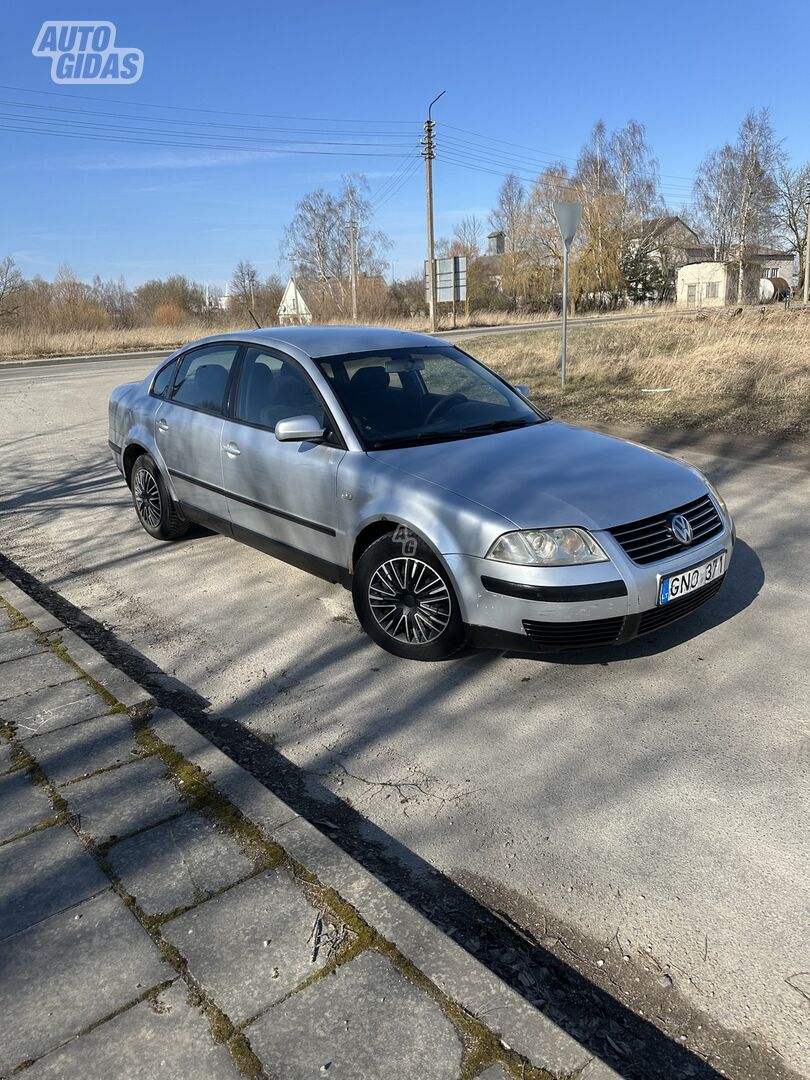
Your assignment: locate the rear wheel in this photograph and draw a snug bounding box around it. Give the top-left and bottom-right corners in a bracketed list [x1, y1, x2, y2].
[130, 453, 188, 541]
[353, 534, 465, 660]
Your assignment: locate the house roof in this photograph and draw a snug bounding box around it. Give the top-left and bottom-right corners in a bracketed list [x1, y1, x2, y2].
[642, 215, 700, 241]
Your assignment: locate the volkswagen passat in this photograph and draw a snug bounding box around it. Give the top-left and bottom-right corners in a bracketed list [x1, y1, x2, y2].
[109, 327, 734, 660]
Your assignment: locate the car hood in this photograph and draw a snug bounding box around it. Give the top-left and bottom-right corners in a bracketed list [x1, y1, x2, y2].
[369, 420, 707, 532]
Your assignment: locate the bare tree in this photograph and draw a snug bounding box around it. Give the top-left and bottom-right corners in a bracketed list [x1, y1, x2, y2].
[231, 260, 260, 311]
[732, 108, 783, 302]
[775, 161, 810, 283]
[609, 119, 662, 248]
[693, 144, 737, 260]
[451, 215, 483, 260]
[281, 174, 390, 316]
[489, 174, 528, 253]
[0, 256, 24, 319]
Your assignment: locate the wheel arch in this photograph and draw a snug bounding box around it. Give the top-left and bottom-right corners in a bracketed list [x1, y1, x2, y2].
[350, 516, 448, 575]
[122, 442, 150, 487]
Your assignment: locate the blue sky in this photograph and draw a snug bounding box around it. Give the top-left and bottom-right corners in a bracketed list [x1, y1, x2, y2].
[1, 1, 807, 289]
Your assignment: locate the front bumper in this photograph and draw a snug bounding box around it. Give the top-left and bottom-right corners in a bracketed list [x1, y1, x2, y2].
[446, 508, 735, 653]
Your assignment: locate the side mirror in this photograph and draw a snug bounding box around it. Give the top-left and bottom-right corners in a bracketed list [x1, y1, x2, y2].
[274, 415, 326, 442]
[514, 384, 530, 398]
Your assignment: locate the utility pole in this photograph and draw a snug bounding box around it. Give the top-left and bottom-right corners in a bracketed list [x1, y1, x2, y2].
[423, 90, 445, 332]
[349, 217, 358, 321]
[804, 182, 810, 306]
[347, 185, 358, 321]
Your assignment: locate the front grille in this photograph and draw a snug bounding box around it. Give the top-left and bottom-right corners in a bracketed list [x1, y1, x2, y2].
[609, 494, 722, 565]
[637, 576, 725, 635]
[522, 616, 625, 650]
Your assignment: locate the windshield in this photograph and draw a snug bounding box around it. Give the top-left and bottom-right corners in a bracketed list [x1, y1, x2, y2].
[316, 345, 546, 450]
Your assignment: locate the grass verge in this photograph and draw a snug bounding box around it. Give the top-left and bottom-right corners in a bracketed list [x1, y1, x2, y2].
[464, 306, 810, 439]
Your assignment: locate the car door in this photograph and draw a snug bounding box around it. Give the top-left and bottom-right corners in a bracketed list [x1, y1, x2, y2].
[219, 345, 346, 567]
[154, 342, 241, 527]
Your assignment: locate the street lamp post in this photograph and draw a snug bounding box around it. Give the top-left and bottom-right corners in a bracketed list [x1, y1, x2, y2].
[553, 202, 583, 388]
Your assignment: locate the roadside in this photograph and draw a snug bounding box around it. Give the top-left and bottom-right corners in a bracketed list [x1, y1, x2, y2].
[0, 308, 684, 365]
[0, 573, 620, 1080]
[469, 306, 810, 439]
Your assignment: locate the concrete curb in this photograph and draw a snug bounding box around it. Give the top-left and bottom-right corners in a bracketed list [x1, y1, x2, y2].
[0, 576, 621, 1080]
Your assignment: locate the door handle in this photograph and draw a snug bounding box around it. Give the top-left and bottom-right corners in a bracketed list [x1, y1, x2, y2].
[156, 418, 169, 432]
[222, 442, 241, 457]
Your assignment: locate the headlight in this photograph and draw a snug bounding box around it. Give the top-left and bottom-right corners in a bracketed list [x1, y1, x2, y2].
[704, 478, 729, 518]
[487, 528, 609, 566]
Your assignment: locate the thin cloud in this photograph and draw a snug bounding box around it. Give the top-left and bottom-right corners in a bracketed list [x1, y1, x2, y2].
[77, 149, 282, 171]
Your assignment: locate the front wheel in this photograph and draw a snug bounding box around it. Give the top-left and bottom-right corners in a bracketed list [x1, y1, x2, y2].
[352, 534, 465, 661]
[130, 453, 188, 541]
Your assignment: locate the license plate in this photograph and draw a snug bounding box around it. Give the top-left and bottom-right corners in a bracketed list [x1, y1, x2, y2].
[659, 551, 726, 605]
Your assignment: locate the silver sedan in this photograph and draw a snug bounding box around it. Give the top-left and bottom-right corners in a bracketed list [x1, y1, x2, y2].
[109, 326, 734, 660]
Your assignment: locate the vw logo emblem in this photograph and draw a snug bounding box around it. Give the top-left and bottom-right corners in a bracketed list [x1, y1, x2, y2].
[669, 513, 693, 546]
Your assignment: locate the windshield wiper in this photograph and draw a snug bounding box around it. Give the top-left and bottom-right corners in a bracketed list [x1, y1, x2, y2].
[458, 418, 540, 435]
[369, 430, 474, 450]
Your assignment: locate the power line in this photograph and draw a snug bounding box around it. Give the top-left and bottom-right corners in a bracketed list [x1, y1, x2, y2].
[0, 98, 418, 139]
[441, 133, 693, 195]
[370, 151, 423, 209]
[0, 83, 420, 126]
[438, 149, 693, 203]
[0, 122, 417, 157]
[0, 112, 415, 150]
[438, 121, 698, 184]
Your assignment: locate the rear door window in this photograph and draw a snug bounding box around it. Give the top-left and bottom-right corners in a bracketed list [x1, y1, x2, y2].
[171, 344, 240, 415]
[151, 358, 178, 399]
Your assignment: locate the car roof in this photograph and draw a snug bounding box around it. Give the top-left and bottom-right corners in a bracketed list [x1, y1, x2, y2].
[188, 325, 446, 359]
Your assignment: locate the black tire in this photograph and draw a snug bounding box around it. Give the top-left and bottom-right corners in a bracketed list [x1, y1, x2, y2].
[130, 453, 188, 541]
[352, 533, 465, 661]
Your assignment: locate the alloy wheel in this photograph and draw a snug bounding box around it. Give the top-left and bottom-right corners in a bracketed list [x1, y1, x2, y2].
[133, 468, 162, 530]
[368, 557, 452, 644]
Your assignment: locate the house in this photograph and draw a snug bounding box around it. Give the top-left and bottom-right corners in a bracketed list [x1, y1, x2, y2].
[277, 278, 313, 324]
[625, 216, 702, 300]
[641, 216, 701, 260]
[676, 250, 799, 307]
[677, 263, 742, 308]
[487, 230, 505, 256]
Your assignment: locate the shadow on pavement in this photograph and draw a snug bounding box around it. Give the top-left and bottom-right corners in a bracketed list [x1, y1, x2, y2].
[0, 552, 746, 1080]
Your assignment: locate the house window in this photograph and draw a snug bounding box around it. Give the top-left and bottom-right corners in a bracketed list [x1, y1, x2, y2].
[762, 267, 778, 278]
[705, 281, 719, 300]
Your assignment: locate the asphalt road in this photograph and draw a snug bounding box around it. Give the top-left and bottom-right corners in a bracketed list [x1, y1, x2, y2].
[1, 353, 808, 1078]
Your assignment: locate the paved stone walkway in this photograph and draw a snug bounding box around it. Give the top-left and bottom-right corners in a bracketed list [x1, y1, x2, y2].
[0, 577, 618, 1080]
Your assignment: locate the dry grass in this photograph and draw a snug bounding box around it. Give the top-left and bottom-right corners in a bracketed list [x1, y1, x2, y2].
[463, 306, 810, 438]
[0, 307, 676, 360]
[0, 322, 234, 360]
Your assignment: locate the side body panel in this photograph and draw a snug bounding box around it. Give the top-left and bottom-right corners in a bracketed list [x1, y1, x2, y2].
[154, 400, 228, 519]
[220, 419, 346, 564]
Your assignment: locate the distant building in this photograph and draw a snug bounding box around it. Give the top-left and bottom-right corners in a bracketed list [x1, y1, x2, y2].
[277, 278, 313, 324]
[487, 230, 505, 256]
[676, 250, 798, 307]
[625, 216, 702, 300]
[640, 216, 701, 257]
